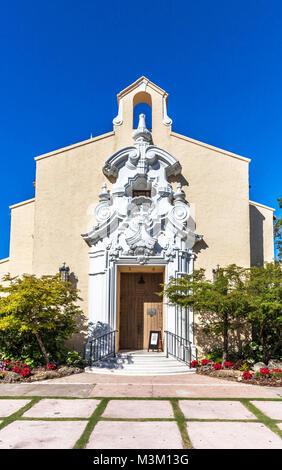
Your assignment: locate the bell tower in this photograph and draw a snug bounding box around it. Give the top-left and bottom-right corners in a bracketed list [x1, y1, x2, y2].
[112, 76, 172, 148]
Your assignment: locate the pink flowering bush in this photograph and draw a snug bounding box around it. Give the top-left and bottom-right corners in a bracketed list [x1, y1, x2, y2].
[0, 360, 10, 371]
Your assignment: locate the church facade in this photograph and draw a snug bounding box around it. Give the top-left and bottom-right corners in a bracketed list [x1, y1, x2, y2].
[0, 77, 275, 359]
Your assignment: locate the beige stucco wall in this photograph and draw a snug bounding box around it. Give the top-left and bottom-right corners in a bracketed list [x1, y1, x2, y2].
[1, 77, 275, 353]
[249, 201, 275, 266]
[0, 258, 10, 280]
[31, 133, 117, 351]
[170, 134, 251, 276]
[4, 199, 35, 277]
[0, 198, 34, 283]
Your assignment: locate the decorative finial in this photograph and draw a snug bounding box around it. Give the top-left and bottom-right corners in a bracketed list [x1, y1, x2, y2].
[99, 182, 110, 202]
[132, 114, 152, 143]
[174, 182, 185, 202]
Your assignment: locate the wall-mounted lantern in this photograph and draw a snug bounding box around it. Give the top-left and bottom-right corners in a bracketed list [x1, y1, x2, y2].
[59, 262, 70, 282]
[212, 264, 220, 282]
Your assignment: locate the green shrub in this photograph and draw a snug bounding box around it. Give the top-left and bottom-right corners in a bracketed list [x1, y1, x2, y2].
[66, 350, 82, 366]
[0, 329, 82, 367]
[206, 348, 223, 364]
[0, 274, 84, 365]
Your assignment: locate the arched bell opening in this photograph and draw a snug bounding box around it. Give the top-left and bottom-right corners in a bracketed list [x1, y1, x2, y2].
[133, 91, 152, 130]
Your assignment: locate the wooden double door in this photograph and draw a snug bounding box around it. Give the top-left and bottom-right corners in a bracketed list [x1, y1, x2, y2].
[119, 272, 163, 350]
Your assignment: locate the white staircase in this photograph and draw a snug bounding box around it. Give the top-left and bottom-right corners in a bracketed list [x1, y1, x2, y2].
[85, 350, 195, 376]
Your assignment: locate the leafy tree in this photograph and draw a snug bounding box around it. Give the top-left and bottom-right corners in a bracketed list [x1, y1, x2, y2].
[245, 262, 282, 362]
[0, 274, 83, 365]
[162, 265, 250, 364]
[274, 195, 282, 262]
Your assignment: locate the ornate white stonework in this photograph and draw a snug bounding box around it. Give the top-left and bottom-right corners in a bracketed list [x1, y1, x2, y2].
[112, 97, 123, 126]
[162, 96, 173, 126]
[82, 114, 201, 358]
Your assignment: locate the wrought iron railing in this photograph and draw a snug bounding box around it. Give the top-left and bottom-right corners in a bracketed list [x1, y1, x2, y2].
[89, 330, 118, 364]
[164, 330, 192, 365]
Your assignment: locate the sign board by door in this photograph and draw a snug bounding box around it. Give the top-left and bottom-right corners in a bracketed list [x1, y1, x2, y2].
[148, 330, 162, 351]
[144, 301, 163, 349]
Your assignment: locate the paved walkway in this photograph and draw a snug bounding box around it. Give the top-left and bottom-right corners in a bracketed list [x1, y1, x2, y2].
[0, 371, 281, 398]
[0, 372, 281, 449]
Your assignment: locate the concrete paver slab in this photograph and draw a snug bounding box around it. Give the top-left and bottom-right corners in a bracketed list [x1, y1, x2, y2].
[102, 399, 174, 418]
[151, 384, 281, 399]
[86, 421, 183, 449]
[179, 400, 256, 420]
[250, 401, 282, 420]
[89, 384, 153, 397]
[24, 384, 94, 397]
[187, 422, 282, 449]
[0, 384, 37, 396]
[23, 398, 100, 418]
[0, 420, 87, 449]
[0, 399, 31, 417]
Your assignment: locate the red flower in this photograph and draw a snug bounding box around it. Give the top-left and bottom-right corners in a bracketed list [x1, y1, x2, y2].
[243, 371, 252, 380]
[10, 360, 32, 377]
[191, 360, 199, 368]
[201, 359, 211, 366]
[259, 368, 272, 377]
[213, 363, 222, 370]
[224, 361, 233, 369]
[20, 367, 31, 377]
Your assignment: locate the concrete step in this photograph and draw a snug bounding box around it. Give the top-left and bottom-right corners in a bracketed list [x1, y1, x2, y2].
[85, 351, 195, 376]
[85, 367, 194, 376]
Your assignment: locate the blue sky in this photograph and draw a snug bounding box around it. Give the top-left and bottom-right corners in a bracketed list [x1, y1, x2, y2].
[0, 0, 281, 259]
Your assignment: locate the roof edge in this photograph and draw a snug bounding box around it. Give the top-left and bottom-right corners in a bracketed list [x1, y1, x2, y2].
[249, 200, 275, 212]
[0, 257, 9, 264]
[9, 198, 35, 210]
[117, 76, 167, 101]
[35, 131, 115, 162]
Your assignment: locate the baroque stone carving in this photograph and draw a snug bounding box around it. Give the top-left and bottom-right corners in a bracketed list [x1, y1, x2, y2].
[82, 114, 201, 263]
